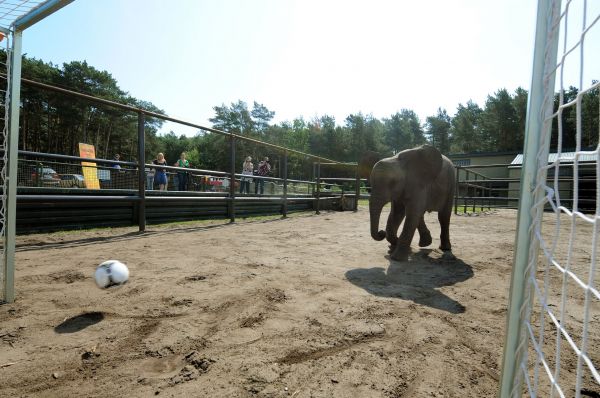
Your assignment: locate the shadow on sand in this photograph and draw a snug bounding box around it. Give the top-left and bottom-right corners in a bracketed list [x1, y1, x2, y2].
[345, 249, 473, 313]
[16, 214, 308, 252]
[55, 312, 105, 334]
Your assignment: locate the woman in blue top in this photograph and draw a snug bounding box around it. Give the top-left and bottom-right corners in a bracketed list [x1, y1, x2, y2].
[153, 152, 168, 191]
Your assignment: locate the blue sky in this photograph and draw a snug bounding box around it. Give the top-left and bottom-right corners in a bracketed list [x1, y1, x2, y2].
[22, 0, 543, 136]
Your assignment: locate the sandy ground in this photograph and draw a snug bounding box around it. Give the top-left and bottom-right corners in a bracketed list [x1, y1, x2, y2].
[0, 206, 597, 397]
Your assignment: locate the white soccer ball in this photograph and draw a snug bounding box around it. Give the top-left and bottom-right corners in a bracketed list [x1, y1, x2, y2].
[94, 260, 129, 289]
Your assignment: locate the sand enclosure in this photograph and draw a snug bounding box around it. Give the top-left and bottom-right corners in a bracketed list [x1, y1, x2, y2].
[0, 207, 598, 397]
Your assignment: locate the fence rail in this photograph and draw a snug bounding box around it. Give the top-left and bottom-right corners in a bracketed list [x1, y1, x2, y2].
[454, 163, 597, 214]
[10, 146, 599, 232]
[10, 79, 365, 232]
[2, 149, 364, 233]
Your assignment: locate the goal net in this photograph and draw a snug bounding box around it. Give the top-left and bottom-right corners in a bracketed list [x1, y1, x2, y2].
[0, 31, 9, 303]
[500, 0, 600, 397]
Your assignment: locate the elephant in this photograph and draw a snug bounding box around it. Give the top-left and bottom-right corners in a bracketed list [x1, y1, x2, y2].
[366, 145, 456, 262]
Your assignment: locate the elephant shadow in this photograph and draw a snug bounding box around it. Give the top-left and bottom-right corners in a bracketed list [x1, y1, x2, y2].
[345, 250, 473, 313]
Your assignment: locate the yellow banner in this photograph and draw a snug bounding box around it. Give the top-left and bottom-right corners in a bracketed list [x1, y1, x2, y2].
[78, 143, 100, 189]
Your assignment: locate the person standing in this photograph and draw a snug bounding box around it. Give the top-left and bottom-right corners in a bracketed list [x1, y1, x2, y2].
[145, 155, 156, 190]
[153, 152, 168, 191]
[174, 152, 190, 191]
[111, 153, 123, 188]
[255, 156, 271, 195]
[113, 154, 122, 169]
[240, 156, 253, 194]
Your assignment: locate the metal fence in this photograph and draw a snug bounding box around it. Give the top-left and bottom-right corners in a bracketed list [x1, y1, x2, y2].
[14, 150, 323, 195]
[0, 149, 364, 233]
[10, 79, 363, 232]
[454, 163, 598, 214]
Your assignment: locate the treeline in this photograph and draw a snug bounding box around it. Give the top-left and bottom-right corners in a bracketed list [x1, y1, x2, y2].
[8, 53, 600, 176]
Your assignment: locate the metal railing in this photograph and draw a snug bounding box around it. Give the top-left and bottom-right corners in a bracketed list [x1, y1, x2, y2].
[14, 79, 364, 230]
[454, 163, 598, 214]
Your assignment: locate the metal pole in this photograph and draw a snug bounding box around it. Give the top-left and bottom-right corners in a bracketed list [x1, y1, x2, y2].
[282, 150, 288, 217]
[454, 166, 460, 215]
[480, 177, 484, 212]
[463, 170, 469, 213]
[137, 112, 146, 232]
[354, 164, 360, 212]
[499, 0, 561, 395]
[473, 174, 477, 213]
[228, 134, 236, 222]
[3, 30, 22, 303]
[316, 162, 321, 215]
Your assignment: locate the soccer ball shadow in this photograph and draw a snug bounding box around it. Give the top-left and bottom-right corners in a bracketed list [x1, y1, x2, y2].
[54, 312, 104, 334]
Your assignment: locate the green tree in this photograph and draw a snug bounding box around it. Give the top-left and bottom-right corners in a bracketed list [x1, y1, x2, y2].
[512, 87, 528, 149]
[451, 100, 483, 153]
[580, 81, 599, 148]
[551, 86, 578, 150]
[14, 53, 165, 159]
[251, 101, 275, 134]
[480, 89, 519, 151]
[425, 108, 452, 154]
[382, 109, 426, 154]
[209, 100, 254, 135]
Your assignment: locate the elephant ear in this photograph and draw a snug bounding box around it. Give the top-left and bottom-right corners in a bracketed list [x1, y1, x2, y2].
[358, 150, 382, 180]
[413, 145, 443, 181]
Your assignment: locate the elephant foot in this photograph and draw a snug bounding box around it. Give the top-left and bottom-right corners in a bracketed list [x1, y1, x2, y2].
[390, 246, 410, 262]
[439, 243, 452, 252]
[387, 243, 397, 254]
[418, 233, 432, 248]
[441, 250, 456, 262]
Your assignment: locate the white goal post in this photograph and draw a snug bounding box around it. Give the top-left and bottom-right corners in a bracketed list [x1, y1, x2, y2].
[0, 26, 21, 304]
[500, 0, 600, 397]
[0, 0, 73, 304]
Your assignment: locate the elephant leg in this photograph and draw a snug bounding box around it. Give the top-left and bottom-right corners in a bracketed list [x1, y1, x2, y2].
[417, 215, 432, 247]
[391, 207, 422, 262]
[386, 201, 405, 251]
[438, 205, 452, 252]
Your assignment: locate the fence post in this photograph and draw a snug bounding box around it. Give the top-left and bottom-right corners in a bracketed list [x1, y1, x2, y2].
[454, 166, 460, 214]
[228, 134, 236, 222]
[137, 112, 146, 232]
[473, 173, 477, 213]
[282, 150, 288, 217]
[463, 170, 469, 213]
[316, 161, 321, 215]
[480, 176, 484, 212]
[354, 164, 360, 212]
[35, 162, 42, 187]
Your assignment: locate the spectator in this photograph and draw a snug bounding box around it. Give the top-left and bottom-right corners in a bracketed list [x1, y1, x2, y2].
[174, 152, 190, 191]
[255, 156, 271, 195]
[240, 156, 253, 194]
[111, 154, 123, 188]
[145, 155, 156, 190]
[153, 152, 168, 191]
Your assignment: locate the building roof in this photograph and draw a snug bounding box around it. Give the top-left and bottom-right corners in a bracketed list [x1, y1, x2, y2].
[448, 150, 520, 159]
[510, 151, 599, 166]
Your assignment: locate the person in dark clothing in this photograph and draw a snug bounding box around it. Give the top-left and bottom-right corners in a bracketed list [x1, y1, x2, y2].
[254, 156, 271, 195]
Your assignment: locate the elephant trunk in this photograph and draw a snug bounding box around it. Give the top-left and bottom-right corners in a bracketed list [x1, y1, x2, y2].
[369, 196, 387, 241]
